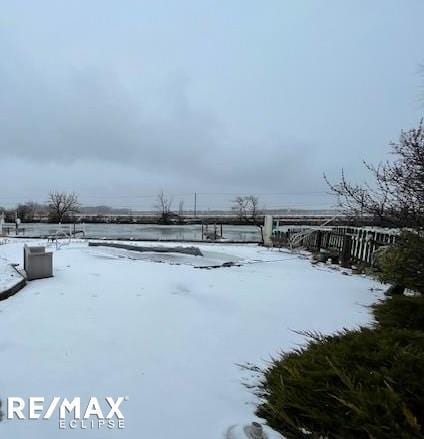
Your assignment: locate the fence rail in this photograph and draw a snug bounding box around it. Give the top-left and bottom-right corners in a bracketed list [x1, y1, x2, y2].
[271, 226, 398, 266]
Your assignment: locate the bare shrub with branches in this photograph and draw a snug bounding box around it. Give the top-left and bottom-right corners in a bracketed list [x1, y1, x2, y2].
[155, 191, 173, 224]
[325, 120, 424, 228]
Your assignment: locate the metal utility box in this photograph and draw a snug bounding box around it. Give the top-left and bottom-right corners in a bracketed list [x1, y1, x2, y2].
[24, 245, 53, 280]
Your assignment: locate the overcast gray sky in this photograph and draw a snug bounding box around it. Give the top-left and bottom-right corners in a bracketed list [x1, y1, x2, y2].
[0, 0, 423, 210]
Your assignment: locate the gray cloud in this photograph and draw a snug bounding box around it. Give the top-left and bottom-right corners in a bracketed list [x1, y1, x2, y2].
[0, 0, 423, 209]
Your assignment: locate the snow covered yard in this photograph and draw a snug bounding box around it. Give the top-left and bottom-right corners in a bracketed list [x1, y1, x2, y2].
[0, 239, 383, 439]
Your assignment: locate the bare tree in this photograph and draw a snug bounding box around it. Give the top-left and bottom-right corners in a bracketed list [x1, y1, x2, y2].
[48, 192, 80, 223]
[325, 120, 424, 228]
[245, 195, 260, 222]
[246, 195, 265, 244]
[231, 195, 265, 243]
[232, 195, 261, 223]
[155, 191, 173, 224]
[232, 196, 249, 222]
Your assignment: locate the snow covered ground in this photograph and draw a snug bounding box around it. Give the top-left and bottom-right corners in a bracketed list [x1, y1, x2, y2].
[0, 260, 23, 294]
[0, 240, 24, 295]
[0, 239, 383, 439]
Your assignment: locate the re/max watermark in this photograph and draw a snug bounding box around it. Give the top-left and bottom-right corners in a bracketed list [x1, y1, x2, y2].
[6, 396, 128, 429]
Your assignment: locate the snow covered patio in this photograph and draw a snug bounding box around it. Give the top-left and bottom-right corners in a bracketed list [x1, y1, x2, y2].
[0, 240, 383, 439]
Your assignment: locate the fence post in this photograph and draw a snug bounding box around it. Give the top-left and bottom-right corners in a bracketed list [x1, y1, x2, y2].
[263, 215, 273, 247]
[316, 230, 322, 252]
[340, 234, 352, 267]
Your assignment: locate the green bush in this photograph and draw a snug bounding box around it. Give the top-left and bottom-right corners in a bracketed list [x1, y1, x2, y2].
[254, 233, 424, 438]
[373, 296, 424, 331]
[377, 231, 424, 294]
[255, 328, 424, 439]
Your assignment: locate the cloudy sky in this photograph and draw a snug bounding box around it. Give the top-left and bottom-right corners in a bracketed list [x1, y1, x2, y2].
[0, 0, 423, 210]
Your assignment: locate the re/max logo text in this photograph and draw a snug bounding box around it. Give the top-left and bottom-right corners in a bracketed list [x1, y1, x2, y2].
[7, 397, 127, 429]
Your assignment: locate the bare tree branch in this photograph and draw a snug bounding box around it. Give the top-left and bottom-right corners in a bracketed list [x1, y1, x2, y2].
[325, 119, 424, 228]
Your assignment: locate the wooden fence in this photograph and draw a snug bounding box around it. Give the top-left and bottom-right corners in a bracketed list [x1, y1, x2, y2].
[271, 226, 398, 266]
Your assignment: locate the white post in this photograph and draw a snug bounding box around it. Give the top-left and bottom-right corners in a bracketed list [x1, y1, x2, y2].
[263, 215, 273, 247]
[0, 212, 4, 236]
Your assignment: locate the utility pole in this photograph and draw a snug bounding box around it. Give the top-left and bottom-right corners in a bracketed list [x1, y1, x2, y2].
[194, 192, 197, 218]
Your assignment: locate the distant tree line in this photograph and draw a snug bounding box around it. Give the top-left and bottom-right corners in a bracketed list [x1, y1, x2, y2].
[1, 190, 266, 225]
[0, 191, 80, 223]
[0, 202, 47, 222]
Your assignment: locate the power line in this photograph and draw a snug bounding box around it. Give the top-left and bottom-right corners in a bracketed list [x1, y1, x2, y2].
[0, 191, 329, 200]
